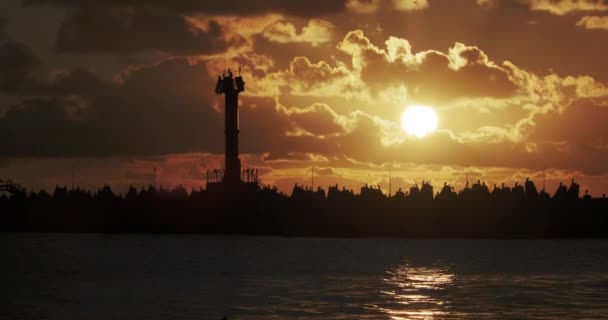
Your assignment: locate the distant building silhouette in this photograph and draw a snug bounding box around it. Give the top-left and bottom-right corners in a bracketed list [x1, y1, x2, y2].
[1, 177, 607, 237]
[0, 179, 24, 196]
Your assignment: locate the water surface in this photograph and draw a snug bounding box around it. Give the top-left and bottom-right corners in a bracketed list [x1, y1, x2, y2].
[3, 234, 608, 319]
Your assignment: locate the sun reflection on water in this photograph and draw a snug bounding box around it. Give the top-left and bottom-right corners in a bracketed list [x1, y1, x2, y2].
[378, 264, 455, 320]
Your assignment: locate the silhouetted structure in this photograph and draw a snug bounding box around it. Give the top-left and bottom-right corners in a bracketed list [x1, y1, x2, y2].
[0, 179, 24, 196]
[2, 177, 607, 238]
[208, 70, 261, 193]
[2, 79, 608, 237]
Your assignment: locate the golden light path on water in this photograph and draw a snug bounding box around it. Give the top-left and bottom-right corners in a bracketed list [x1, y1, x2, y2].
[376, 264, 455, 320]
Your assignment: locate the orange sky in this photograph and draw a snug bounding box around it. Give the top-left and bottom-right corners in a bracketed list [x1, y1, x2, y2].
[1, 0, 608, 196]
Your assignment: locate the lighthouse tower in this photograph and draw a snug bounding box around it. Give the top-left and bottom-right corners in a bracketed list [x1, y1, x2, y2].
[206, 69, 261, 192]
[214, 69, 244, 185]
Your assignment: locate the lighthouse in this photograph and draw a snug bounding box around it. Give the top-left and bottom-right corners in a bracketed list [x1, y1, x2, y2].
[214, 69, 244, 184]
[207, 69, 260, 191]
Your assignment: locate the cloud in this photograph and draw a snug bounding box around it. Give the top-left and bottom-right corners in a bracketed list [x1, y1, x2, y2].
[3, 18, 608, 182]
[531, 98, 608, 148]
[6, 32, 604, 178]
[0, 17, 41, 93]
[0, 58, 226, 156]
[476, 0, 499, 8]
[49, 68, 107, 95]
[0, 157, 9, 168]
[576, 15, 608, 29]
[337, 30, 519, 102]
[0, 15, 7, 41]
[226, 29, 608, 175]
[23, 0, 347, 18]
[392, 0, 430, 11]
[528, 0, 608, 15]
[317, 167, 334, 176]
[330, 30, 608, 174]
[346, 0, 382, 13]
[262, 152, 326, 162]
[55, 5, 241, 55]
[0, 97, 97, 156]
[0, 40, 39, 93]
[279, 102, 348, 136]
[283, 56, 359, 96]
[346, 0, 429, 13]
[262, 19, 334, 46]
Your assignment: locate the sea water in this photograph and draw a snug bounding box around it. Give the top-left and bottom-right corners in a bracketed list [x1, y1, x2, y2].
[2, 234, 608, 319]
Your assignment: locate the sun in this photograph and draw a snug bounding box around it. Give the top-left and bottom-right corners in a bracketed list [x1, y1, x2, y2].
[401, 105, 438, 138]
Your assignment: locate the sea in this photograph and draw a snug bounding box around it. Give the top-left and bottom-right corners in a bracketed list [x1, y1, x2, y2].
[2, 234, 608, 319]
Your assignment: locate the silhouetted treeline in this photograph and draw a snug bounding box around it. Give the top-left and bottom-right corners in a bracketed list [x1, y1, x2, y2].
[1, 178, 607, 238]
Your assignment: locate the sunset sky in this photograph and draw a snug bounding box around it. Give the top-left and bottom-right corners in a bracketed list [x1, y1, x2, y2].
[1, 0, 608, 195]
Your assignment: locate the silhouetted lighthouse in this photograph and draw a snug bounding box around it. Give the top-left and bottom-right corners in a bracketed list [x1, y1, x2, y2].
[215, 69, 244, 184]
[207, 69, 261, 192]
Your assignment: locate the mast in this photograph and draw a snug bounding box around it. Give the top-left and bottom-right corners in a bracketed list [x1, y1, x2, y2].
[388, 166, 392, 197]
[542, 167, 546, 191]
[153, 167, 157, 189]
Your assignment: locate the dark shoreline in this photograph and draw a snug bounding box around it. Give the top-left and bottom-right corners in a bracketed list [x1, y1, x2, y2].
[2, 179, 607, 238]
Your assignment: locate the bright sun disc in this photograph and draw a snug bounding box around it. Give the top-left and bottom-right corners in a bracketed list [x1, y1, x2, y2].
[401, 105, 438, 138]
